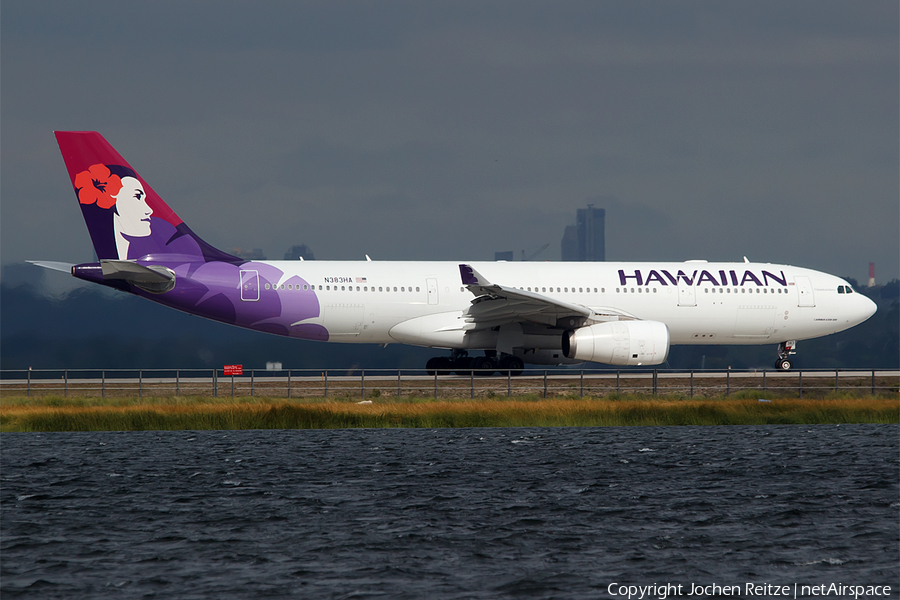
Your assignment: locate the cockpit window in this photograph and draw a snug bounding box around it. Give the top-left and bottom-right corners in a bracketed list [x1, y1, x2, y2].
[846, 286, 853, 294]
[837, 285, 854, 294]
[837, 286, 844, 294]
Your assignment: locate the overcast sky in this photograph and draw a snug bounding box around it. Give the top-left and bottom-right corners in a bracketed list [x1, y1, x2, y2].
[2, 1, 897, 287]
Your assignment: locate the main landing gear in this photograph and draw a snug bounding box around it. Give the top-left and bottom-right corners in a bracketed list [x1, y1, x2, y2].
[775, 340, 797, 371]
[425, 351, 524, 376]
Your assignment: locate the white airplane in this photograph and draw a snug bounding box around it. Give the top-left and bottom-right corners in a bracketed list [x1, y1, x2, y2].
[36, 132, 877, 375]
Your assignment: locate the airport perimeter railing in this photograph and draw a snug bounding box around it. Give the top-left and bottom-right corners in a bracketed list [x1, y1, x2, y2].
[1, 368, 897, 400]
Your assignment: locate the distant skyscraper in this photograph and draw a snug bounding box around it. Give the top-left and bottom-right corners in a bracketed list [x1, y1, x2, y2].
[561, 206, 605, 261]
[576, 206, 605, 261]
[561, 226, 578, 261]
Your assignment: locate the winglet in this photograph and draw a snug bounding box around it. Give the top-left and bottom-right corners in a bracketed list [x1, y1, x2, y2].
[459, 264, 488, 286]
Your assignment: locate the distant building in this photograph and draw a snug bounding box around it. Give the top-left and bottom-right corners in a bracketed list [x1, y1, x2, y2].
[577, 206, 605, 261]
[285, 244, 315, 260]
[561, 226, 578, 262]
[561, 205, 605, 261]
[494, 251, 514, 261]
[231, 248, 267, 260]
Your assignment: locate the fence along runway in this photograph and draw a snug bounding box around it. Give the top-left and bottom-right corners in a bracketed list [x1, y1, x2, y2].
[3, 368, 897, 400]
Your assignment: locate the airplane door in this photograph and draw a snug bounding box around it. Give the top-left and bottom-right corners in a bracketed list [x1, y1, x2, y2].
[677, 279, 696, 307]
[426, 278, 439, 305]
[240, 270, 259, 301]
[794, 276, 815, 307]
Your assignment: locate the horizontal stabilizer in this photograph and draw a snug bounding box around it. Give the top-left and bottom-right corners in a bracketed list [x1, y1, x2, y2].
[27, 260, 75, 273]
[100, 260, 176, 294]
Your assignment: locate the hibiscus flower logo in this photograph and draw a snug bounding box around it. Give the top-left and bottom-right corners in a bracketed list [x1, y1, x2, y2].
[74, 164, 123, 209]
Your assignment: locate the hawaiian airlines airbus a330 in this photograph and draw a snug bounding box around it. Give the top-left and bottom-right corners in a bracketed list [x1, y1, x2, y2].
[33, 132, 876, 374]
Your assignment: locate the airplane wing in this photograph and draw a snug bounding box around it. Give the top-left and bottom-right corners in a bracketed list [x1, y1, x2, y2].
[459, 263, 617, 329]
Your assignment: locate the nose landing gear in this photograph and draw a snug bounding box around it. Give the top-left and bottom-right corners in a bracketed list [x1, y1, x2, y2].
[775, 340, 796, 371]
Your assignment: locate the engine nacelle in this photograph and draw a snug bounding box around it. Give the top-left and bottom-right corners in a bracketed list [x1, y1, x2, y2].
[562, 320, 670, 366]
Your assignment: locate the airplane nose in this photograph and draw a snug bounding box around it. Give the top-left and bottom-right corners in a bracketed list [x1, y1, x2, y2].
[858, 295, 877, 322]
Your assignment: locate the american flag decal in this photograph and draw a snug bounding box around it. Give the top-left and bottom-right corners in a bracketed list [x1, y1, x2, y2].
[356, 277, 367, 283]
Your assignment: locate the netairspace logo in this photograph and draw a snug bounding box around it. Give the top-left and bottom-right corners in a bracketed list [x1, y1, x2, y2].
[605, 582, 893, 599]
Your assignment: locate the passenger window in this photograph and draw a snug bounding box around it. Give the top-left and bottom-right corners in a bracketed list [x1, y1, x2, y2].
[393, 287, 398, 292]
[416, 287, 420, 292]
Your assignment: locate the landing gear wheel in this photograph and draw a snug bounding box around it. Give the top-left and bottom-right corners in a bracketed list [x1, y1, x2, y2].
[454, 356, 473, 375]
[472, 356, 497, 376]
[775, 358, 793, 371]
[435, 357, 453, 375]
[499, 356, 525, 376]
[425, 357, 438, 376]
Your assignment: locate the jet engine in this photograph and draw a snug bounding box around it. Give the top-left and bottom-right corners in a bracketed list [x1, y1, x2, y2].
[562, 320, 669, 366]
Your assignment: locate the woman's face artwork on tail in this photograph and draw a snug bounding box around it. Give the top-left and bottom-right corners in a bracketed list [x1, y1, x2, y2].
[112, 176, 152, 237]
[74, 164, 154, 259]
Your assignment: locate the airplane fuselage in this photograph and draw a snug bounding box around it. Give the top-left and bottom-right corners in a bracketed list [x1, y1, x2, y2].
[73, 258, 874, 361]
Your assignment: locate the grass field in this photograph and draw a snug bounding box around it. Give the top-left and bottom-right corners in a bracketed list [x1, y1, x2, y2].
[2, 393, 897, 431]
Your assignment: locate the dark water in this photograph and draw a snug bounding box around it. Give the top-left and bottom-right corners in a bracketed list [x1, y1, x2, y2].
[2, 425, 898, 599]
